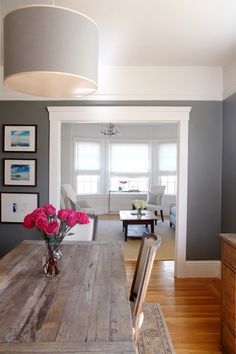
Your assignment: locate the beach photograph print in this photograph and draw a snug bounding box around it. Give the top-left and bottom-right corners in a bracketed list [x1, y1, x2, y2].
[3, 125, 37, 152]
[11, 163, 30, 180]
[3, 159, 36, 186]
[11, 130, 30, 147]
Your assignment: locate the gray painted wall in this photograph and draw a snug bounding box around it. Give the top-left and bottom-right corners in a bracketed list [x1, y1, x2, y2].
[0, 100, 222, 260]
[221, 93, 236, 232]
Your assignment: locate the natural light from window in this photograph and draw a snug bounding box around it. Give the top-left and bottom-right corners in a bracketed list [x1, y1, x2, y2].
[110, 143, 149, 191]
[74, 141, 101, 194]
[74, 140, 177, 195]
[158, 143, 177, 194]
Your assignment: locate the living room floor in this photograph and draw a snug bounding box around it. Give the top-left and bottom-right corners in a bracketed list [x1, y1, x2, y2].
[126, 260, 222, 354]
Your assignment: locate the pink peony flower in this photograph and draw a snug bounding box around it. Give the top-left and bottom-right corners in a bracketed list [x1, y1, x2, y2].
[77, 212, 90, 224]
[68, 209, 77, 218]
[57, 209, 69, 221]
[43, 220, 59, 236]
[23, 214, 35, 229]
[67, 214, 77, 227]
[32, 208, 46, 220]
[43, 204, 56, 217]
[35, 216, 48, 231]
[23, 204, 90, 248]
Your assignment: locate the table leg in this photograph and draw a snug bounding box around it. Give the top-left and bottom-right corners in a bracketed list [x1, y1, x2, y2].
[154, 211, 158, 225]
[124, 223, 128, 242]
[151, 221, 154, 233]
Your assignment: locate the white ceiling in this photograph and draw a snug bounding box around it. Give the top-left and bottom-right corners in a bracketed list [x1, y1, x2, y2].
[1, 0, 236, 68]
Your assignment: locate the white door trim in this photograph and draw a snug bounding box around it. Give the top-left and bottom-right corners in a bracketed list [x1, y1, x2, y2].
[48, 105, 191, 277]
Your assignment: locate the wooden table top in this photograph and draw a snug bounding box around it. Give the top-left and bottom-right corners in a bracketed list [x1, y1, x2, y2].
[119, 210, 158, 221]
[0, 240, 136, 354]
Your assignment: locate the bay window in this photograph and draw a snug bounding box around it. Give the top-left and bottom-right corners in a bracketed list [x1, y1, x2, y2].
[73, 139, 177, 195]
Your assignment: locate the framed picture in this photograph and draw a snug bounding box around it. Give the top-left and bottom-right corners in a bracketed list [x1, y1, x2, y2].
[3, 159, 37, 186]
[3, 125, 37, 152]
[0, 192, 39, 223]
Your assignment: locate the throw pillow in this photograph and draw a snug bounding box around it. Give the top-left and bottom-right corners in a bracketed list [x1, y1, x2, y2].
[146, 191, 162, 205]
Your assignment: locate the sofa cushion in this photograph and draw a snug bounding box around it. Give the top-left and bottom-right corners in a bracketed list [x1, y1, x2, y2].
[170, 205, 176, 217]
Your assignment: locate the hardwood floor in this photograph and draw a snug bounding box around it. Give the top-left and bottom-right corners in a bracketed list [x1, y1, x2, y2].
[125, 260, 222, 354]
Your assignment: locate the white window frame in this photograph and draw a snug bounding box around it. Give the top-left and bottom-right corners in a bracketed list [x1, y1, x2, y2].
[73, 138, 104, 195]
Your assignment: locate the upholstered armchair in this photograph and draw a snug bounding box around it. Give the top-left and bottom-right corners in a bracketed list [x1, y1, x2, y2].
[145, 185, 166, 222]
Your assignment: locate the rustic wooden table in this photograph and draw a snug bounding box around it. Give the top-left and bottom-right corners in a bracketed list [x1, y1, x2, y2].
[0, 240, 136, 354]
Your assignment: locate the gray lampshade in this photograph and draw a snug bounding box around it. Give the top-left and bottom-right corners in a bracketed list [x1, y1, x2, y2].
[3, 5, 98, 98]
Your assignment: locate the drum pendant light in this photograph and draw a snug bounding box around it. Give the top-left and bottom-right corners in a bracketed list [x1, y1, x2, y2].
[3, 5, 98, 98]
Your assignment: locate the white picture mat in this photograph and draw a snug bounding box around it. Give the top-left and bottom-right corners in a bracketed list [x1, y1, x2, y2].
[4, 125, 36, 152]
[1, 193, 38, 223]
[4, 159, 36, 186]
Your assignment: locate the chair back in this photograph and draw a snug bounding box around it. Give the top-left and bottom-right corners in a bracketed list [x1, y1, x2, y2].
[130, 232, 161, 342]
[61, 184, 77, 209]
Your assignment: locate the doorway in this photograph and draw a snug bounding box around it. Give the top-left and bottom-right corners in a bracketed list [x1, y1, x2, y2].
[48, 105, 191, 277]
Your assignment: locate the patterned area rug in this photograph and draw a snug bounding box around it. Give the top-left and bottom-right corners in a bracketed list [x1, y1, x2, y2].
[138, 303, 175, 354]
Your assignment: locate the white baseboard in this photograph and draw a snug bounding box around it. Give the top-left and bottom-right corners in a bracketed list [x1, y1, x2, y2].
[177, 260, 221, 278]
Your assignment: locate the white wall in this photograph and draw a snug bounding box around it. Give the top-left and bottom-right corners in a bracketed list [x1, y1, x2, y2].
[61, 122, 177, 214]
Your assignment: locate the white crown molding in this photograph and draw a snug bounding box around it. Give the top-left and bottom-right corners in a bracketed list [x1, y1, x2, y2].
[85, 93, 222, 101]
[222, 86, 236, 100]
[0, 65, 223, 101]
[223, 59, 236, 99]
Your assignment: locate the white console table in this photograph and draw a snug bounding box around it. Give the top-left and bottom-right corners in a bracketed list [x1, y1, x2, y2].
[108, 190, 147, 213]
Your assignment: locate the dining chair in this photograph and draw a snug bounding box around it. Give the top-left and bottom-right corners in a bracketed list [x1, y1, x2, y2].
[130, 232, 161, 343]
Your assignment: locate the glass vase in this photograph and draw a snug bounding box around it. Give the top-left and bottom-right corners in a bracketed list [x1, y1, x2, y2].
[137, 209, 142, 218]
[42, 244, 63, 277]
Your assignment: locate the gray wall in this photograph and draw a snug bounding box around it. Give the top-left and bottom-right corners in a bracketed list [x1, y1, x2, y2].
[0, 101, 49, 255]
[0, 100, 223, 260]
[221, 93, 236, 232]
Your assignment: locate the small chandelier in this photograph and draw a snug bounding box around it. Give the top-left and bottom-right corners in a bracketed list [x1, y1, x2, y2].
[100, 123, 120, 136]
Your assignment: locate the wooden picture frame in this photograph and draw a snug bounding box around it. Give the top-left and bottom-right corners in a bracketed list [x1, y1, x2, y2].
[3, 125, 37, 152]
[0, 192, 39, 223]
[3, 158, 37, 186]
